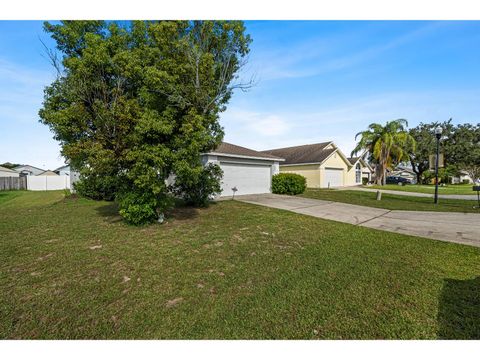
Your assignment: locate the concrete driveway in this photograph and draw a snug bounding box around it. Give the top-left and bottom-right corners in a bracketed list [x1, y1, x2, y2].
[235, 194, 480, 248]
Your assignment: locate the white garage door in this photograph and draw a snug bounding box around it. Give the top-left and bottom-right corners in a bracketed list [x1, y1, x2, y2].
[220, 162, 271, 196]
[323, 168, 343, 188]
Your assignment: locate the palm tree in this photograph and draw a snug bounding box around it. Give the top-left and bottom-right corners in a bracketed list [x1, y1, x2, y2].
[352, 119, 416, 185]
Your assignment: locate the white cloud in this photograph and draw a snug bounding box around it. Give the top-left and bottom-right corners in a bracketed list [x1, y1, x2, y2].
[221, 108, 291, 137]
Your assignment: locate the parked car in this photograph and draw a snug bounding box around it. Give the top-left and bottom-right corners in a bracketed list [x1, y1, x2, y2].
[386, 176, 412, 185]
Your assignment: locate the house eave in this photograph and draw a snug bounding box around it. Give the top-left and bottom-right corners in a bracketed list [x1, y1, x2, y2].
[203, 152, 284, 162]
[280, 162, 322, 167]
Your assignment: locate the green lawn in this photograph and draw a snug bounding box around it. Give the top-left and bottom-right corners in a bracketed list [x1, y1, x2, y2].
[367, 183, 477, 195]
[301, 189, 479, 213]
[1, 191, 479, 339]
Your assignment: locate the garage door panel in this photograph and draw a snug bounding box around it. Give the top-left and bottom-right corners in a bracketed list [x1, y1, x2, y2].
[220, 162, 271, 196]
[323, 168, 343, 188]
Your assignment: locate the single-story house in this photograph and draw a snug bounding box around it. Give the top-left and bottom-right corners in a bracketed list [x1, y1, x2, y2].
[202, 142, 284, 197]
[0, 166, 20, 177]
[263, 142, 372, 188]
[72, 142, 284, 197]
[13, 164, 45, 176]
[451, 171, 474, 184]
[389, 166, 417, 184]
[54, 165, 70, 176]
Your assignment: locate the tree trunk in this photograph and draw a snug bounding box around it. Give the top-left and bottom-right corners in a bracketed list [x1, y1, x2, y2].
[410, 158, 422, 184]
[375, 164, 383, 185]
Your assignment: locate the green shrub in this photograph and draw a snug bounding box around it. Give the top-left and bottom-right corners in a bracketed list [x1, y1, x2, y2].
[170, 163, 223, 207]
[362, 177, 369, 185]
[117, 188, 174, 226]
[422, 170, 434, 184]
[74, 173, 117, 201]
[462, 179, 470, 184]
[272, 173, 307, 195]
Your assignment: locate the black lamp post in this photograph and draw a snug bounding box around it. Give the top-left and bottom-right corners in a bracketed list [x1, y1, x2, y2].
[434, 126, 442, 204]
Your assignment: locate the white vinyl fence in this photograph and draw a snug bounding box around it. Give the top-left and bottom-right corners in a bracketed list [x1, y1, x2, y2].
[27, 175, 71, 191]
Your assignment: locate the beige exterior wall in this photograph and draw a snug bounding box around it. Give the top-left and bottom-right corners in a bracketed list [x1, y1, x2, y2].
[278, 149, 370, 188]
[346, 163, 372, 186]
[346, 166, 358, 186]
[280, 164, 321, 188]
[319, 152, 349, 187]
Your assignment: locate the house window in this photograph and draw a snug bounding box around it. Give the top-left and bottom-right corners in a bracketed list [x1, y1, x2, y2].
[355, 163, 361, 183]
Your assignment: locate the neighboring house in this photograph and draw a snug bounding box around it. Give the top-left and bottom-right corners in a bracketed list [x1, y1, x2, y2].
[13, 164, 45, 176]
[54, 165, 70, 176]
[0, 166, 20, 177]
[389, 166, 417, 184]
[72, 142, 284, 197]
[451, 171, 474, 184]
[263, 142, 369, 188]
[347, 156, 373, 184]
[202, 142, 284, 197]
[37, 170, 60, 176]
[70, 169, 81, 190]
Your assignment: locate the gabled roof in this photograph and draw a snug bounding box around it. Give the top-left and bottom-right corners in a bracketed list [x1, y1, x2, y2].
[391, 166, 416, 175]
[54, 164, 70, 172]
[262, 142, 337, 165]
[347, 157, 360, 165]
[13, 164, 45, 172]
[206, 142, 284, 161]
[0, 165, 19, 173]
[347, 150, 374, 171]
[38, 170, 59, 176]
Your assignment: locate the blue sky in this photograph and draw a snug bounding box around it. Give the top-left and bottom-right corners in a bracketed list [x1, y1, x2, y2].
[1, 21, 479, 169]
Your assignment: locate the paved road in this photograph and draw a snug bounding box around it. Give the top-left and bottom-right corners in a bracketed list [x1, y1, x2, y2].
[235, 194, 480, 248]
[341, 186, 479, 200]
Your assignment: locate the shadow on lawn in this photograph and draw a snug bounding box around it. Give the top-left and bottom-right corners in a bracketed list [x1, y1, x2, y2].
[94, 200, 208, 223]
[95, 202, 123, 223]
[167, 205, 200, 221]
[437, 276, 480, 339]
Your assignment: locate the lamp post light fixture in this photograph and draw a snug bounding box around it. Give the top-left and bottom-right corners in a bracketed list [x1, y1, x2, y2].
[434, 126, 442, 204]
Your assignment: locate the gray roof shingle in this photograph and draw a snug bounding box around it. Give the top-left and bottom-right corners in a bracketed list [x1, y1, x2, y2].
[347, 157, 360, 165]
[209, 142, 284, 160]
[262, 142, 336, 165]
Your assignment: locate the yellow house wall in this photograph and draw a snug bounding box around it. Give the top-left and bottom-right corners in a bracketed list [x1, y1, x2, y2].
[278, 148, 370, 188]
[346, 164, 372, 186]
[346, 166, 357, 186]
[279, 164, 321, 188]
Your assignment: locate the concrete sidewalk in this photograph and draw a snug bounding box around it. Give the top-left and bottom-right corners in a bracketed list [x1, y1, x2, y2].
[235, 194, 480, 248]
[341, 186, 479, 200]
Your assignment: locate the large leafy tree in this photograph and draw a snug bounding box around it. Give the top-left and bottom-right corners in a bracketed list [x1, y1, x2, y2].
[408, 120, 454, 184]
[447, 123, 480, 183]
[352, 119, 416, 185]
[39, 20, 251, 224]
[408, 121, 479, 184]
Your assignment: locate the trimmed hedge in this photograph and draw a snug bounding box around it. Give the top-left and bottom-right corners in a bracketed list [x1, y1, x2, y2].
[272, 173, 307, 195]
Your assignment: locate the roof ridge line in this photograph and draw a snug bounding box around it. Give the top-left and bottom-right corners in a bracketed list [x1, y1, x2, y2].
[263, 141, 332, 153]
